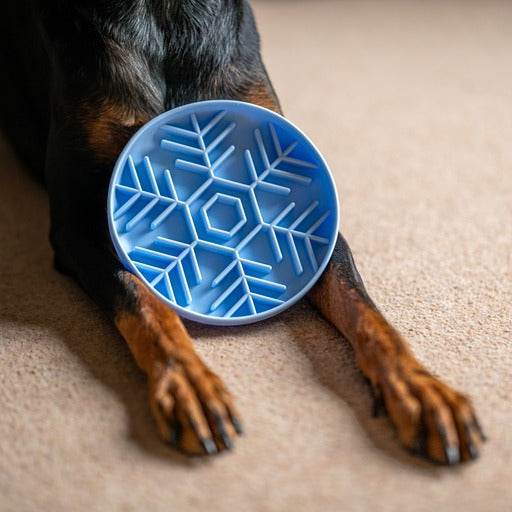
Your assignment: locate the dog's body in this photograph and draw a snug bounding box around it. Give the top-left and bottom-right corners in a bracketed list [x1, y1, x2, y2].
[1, 0, 484, 462]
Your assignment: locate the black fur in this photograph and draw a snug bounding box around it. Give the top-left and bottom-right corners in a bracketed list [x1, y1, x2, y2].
[37, 1, 263, 106]
[1, 1, 276, 171]
[0, 0, 278, 316]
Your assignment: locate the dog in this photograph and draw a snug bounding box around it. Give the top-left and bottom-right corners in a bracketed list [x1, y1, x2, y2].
[0, 0, 485, 463]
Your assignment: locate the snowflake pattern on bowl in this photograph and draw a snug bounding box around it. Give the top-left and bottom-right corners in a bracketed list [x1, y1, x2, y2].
[108, 100, 339, 325]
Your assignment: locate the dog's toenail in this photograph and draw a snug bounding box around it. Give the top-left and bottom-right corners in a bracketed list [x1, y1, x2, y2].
[201, 438, 218, 455]
[445, 445, 461, 465]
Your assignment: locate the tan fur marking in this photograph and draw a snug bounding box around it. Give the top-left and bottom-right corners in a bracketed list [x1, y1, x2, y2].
[239, 84, 282, 113]
[82, 102, 150, 164]
[308, 265, 413, 379]
[114, 273, 240, 454]
[114, 275, 197, 375]
[308, 262, 484, 463]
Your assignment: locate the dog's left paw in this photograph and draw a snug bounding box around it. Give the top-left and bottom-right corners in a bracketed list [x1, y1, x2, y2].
[373, 358, 486, 464]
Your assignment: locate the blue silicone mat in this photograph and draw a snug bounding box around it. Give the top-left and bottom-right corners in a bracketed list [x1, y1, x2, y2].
[108, 100, 339, 325]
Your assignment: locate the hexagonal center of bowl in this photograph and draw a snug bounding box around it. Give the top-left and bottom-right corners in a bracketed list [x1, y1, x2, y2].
[201, 193, 247, 239]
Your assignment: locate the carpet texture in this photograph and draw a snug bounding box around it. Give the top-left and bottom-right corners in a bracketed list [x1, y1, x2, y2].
[1, 1, 511, 511]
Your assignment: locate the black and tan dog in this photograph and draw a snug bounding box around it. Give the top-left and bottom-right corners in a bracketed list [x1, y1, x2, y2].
[0, 1, 485, 463]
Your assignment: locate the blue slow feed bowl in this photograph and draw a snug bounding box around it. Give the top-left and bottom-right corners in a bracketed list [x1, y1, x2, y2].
[108, 100, 339, 325]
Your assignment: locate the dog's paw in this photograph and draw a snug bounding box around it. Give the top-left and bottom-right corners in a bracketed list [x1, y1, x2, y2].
[149, 359, 243, 455]
[374, 359, 486, 464]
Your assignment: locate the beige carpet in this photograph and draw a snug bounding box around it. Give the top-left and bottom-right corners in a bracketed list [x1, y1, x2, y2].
[1, 1, 511, 510]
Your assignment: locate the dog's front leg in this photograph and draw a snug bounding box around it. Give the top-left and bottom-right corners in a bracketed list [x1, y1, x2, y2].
[45, 106, 241, 455]
[237, 83, 485, 463]
[308, 234, 486, 463]
[114, 270, 243, 454]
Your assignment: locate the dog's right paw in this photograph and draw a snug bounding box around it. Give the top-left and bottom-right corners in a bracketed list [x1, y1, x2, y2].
[149, 358, 243, 455]
[373, 357, 486, 465]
